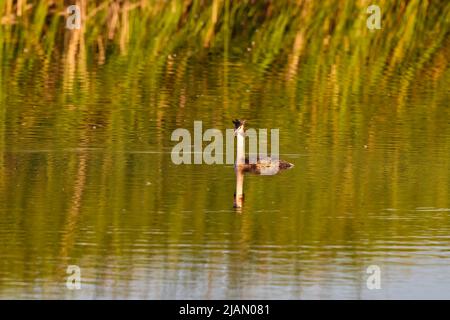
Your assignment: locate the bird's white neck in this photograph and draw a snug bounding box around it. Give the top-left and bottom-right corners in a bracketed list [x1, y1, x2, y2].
[236, 132, 245, 165]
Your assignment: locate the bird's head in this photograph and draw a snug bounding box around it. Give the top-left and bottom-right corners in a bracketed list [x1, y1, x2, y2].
[232, 119, 246, 136]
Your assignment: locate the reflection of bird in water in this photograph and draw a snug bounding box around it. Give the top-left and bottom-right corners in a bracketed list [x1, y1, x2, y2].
[234, 167, 245, 209]
[232, 119, 294, 208]
[233, 119, 294, 174]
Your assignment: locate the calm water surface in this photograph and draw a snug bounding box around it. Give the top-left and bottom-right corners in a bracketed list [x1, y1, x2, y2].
[0, 51, 449, 299]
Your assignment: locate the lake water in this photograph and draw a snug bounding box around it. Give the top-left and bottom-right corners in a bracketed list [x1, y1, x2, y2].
[0, 48, 449, 299]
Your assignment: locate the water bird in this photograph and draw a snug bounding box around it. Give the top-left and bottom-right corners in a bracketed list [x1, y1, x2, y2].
[232, 119, 294, 208]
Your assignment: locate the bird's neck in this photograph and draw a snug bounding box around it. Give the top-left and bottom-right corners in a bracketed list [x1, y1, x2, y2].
[236, 132, 245, 165]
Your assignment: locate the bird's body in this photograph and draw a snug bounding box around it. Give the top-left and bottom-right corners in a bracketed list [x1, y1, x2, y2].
[232, 119, 294, 175]
[236, 157, 293, 175]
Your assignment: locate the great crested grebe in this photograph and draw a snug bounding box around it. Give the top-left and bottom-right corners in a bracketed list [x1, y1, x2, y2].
[233, 119, 294, 175]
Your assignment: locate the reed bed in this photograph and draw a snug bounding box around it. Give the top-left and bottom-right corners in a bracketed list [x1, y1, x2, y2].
[0, 0, 448, 78]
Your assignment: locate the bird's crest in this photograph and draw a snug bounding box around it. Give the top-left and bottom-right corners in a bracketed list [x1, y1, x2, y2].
[232, 119, 246, 129]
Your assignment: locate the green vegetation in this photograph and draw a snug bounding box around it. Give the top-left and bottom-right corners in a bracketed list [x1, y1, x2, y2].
[1, 0, 449, 82]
